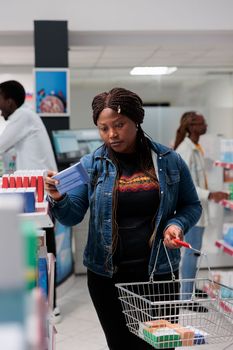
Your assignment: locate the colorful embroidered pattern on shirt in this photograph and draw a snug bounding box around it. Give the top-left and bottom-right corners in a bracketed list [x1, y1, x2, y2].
[118, 170, 159, 192]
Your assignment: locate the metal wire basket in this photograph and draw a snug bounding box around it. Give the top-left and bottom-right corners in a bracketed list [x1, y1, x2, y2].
[115, 241, 233, 348]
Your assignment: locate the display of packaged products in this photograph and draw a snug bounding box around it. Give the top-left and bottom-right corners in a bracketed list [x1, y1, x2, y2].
[38, 255, 48, 298]
[0, 188, 36, 213]
[1, 169, 47, 202]
[21, 221, 38, 290]
[220, 139, 233, 163]
[223, 223, 233, 247]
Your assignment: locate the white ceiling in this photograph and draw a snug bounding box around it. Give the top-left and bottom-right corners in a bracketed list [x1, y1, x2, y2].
[1, 30, 233, 88]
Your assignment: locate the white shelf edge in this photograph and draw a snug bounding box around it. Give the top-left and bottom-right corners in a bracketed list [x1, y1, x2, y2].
[215, 239, 233, 257]
[19, 201, 53, 228]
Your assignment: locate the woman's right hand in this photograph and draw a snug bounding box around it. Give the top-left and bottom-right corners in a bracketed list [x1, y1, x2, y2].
[208, 191, 229, 203]
[44, 170, 64, 201]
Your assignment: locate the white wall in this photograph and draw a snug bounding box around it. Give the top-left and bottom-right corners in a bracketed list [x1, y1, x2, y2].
[70, 77, 233, 140]
[69, 83, 186, 130]
[0, 73, 33, 93]
[195, 78, 233, 138]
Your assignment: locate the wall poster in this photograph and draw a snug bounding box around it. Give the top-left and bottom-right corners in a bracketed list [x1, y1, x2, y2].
[34, 68, 70, 116]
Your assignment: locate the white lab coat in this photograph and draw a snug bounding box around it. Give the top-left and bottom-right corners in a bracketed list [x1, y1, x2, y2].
[176, 137, 210, 227]
[0, 105, 57, 171]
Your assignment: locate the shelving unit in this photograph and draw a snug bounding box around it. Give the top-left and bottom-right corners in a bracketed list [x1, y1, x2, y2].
[218, 199, 233, 210]
[215, 160, 233, 169]
[215, 240, 233, 256]
[20, 201, 56, 349]
[214, 160, 233, 259]
[0, 195, 56, 350]
[204, 284, 233, 314]
[19, 201, 53, 228]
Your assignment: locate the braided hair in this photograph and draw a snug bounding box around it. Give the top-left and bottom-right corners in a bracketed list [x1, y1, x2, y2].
[92, 87, 155, 176]
[92, 87, 144, 125]
[174, 111, 202, 150]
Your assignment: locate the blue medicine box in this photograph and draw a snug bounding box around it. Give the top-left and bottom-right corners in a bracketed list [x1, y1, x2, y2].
[52, 161, 89, 195]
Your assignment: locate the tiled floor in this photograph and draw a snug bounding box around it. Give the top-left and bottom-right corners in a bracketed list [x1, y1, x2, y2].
[56, 275, 107, 350]
[56, 274, 233, 350]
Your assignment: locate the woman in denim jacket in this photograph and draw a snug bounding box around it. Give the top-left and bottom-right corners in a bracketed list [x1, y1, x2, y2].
[45, 88, 202, 350]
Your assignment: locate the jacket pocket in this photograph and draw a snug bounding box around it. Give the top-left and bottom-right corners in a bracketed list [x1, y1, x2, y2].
[165, 170, 180, 185]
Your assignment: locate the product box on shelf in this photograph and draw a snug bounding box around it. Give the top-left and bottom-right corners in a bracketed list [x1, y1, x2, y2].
[222, 223, 233, 247]
[38, 247, 49, 298]
[0, 195, 25, 325]
[0, 187, 36, 213]
[37, 230, 47, 249]
[1, 169, 47, 203]
[220, 139, 233, 163]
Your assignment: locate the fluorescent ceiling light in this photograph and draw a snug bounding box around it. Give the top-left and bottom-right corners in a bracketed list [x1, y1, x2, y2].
[130, 66, 177, 76]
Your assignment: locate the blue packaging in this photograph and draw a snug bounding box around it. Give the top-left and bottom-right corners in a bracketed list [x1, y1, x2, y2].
[224, 227, 233, 247]
[0, 289, 25, 324]
[23, 189, 36, 213]
[0, 189, 36, 213]
[38, 257, 48, 298]
[52, 161, 89, 195]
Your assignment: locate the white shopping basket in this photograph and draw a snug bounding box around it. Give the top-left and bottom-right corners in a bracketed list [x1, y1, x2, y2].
[115, 240, 233, 349]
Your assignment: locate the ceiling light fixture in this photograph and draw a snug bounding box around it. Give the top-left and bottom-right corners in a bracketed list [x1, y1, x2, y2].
[130, 66, 177, 76]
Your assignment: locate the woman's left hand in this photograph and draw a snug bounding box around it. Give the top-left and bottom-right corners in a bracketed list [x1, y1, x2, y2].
[163, 225, 183, 249]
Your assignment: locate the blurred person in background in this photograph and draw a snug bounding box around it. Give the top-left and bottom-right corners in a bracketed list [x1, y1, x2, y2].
[0, 80, 56, 170]
[0, 80, 60, 323]
[174, 111, 229, 302]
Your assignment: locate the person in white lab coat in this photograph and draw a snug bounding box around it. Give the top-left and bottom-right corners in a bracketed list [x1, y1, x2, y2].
[0, 80, 57, 171]
[174, 111, 228, 304]
[0, 80, 60, 322]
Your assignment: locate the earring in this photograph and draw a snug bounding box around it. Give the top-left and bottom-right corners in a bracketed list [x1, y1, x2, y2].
[117, 105, 121, 114]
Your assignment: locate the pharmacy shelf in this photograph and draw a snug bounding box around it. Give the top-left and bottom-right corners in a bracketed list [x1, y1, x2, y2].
[214, 160, 233, 169]
[19, 201, 53, 228]
[215, 239, 233, 257]
[214, 160, 233, 256]
[204, 285, 233, 314]
[218, 199, 233, 210]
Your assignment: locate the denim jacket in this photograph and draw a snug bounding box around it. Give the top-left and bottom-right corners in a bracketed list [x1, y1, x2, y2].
[49, 139, 202, 278]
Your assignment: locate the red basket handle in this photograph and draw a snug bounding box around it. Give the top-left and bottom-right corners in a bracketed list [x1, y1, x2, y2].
[173, 238, 202, 254]
[173, 238, 191, 249]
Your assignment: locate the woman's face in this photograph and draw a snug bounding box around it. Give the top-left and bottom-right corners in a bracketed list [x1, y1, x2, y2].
[97, 108, 138, 153]
[190, 114, 207, 136]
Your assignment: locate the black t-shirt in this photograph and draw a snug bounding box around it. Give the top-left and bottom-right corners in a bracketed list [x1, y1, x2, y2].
[113, 152, 160, 267]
